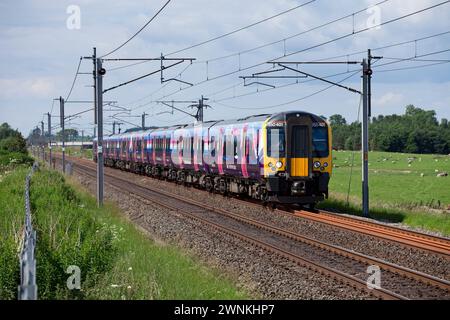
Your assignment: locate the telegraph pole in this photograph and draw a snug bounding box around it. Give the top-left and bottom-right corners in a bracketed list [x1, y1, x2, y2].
[96, 58, 105, 207]
[40, 121, 45, 161]
[47, 112, 52, 167]
[81, 130, 84, 148]
[142, 112, 147, 129]
[59, 97, 65, 173]
[197, 96, 205, 122]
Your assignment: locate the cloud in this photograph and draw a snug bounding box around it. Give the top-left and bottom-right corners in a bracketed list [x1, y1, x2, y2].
[0, 0, 449, 135]
[375, 92, 404, 106]
[0, 77, 56, 99]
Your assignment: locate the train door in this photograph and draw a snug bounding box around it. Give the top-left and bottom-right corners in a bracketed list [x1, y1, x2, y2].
[289, 124, 311, 178]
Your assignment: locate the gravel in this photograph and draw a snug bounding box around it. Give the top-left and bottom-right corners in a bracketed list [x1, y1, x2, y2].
[70, 168, 375, 300]
[106, 168, 450, 282]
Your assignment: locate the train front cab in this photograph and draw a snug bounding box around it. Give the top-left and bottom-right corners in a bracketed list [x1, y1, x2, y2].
[263, 112, 332, 205]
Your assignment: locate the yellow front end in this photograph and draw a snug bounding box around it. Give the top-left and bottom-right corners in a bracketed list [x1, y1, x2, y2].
[290, 158, 309, 177]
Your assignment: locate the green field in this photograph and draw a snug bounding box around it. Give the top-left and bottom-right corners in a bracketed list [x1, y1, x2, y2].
[330, 151, 450, 207]
[320, 150, 450, 235]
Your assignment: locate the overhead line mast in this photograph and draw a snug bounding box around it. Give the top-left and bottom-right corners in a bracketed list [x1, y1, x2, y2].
[241, 50, 382, 216]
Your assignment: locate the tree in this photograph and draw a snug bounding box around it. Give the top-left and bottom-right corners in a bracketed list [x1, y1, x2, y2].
[329, 105, 450, 154]
[0, 135, 27, 153]
[56, 129, 78, 141]
[0, 123, 20, 140]
[329, 114, 347, 126]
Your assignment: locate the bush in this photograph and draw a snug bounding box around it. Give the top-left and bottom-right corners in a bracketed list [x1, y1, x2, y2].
[0, 150, 34, 166]
[30, 170, 118, 299]
[0, 135, 27, 154]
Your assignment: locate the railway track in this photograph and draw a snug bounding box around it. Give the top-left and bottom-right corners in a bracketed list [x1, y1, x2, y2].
[56, 156, 450, 300]
[291, 209, 450, 257]
[211, 182, 450, 257]
[239, 200, 450, 257]
[54, 154, 450, 258]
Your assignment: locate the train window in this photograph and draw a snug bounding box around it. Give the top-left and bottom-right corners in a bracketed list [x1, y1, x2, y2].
[166, 138, 170, 151]
[137, 140, 142, 153]
[267, 128, 285, 158]
[210, 136, 215, 157]
[291, 126, 308, 158]
[312, 127, 329, 157]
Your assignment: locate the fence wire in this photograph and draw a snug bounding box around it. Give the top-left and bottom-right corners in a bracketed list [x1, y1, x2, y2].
[18, 162, 39, 300]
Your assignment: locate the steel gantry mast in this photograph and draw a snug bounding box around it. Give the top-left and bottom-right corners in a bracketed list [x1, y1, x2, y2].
[243, 50, 382, 216]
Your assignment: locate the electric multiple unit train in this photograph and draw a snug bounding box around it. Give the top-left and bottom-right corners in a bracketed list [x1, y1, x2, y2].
[93, 111, 332, 206]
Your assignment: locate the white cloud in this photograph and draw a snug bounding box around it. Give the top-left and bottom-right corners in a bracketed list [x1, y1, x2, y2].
[0, 77, 56, 99]
[0, 0, 449, 135]
[375, 92, 404, 106]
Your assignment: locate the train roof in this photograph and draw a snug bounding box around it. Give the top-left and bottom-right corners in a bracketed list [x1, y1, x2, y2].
[100, 111, 325, 140]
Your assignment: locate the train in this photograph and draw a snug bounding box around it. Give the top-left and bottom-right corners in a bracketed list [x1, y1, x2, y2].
[93, 111, 332, 207]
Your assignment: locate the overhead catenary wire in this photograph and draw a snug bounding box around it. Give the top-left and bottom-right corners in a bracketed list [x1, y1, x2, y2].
[166, 0, 317, 57]
[128, 0, 390, 103]
[108, 0, 318, 71]
[131, 1, 450, 112]
[134, 46, 449, 114]
[214, 69, 361, 110]
[377, 60, 450, 73]
[65, 57, 83, 102]
[195, 0, 390, 64]
[210, 47, 450, 104]
[100, 0, 172, 58]
[205, 29, 450, 99]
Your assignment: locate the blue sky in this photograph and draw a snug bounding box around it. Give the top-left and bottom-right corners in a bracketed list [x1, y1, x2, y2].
[1, 0, 449, 135]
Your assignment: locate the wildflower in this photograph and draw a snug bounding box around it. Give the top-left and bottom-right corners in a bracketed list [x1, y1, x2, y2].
[128, 267, 133, 271]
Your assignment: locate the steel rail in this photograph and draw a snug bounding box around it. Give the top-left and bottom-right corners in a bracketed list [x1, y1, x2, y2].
[71, 162, 404, 300]
[57, 155, 450, 299]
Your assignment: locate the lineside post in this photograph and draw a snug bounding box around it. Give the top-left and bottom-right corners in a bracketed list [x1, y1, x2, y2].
[96, 58, 104, 207]
[48, 112, 52, 167]
[362, 59, 369, 217]
[60, 96, 65, 173]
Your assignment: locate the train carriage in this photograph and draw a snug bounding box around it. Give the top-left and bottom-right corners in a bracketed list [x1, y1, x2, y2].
[94, 111, 332, 206]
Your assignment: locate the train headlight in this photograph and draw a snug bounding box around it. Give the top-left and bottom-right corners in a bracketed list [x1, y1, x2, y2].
[268, 162, 273, 167]
[323, 162, 328, 167]
[313, 161, 321, 169]
[275, 161, 283, 168]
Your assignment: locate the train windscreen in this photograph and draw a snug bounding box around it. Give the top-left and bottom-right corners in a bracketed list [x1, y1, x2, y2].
[312, 126, 329, 157]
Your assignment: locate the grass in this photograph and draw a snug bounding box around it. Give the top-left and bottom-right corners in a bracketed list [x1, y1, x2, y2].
[0, 164, 248, 300]
[324, 150, 450, 235]
[330, 150, 450, 207]
[68, 181, 248, 300]
[52, 146, 93, 160]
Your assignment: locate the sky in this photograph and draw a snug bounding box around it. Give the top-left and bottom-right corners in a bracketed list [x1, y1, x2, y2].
[1, 0, 449, 136]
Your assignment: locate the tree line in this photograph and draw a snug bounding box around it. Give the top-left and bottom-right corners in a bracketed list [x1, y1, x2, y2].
[328, 105, 450, 154]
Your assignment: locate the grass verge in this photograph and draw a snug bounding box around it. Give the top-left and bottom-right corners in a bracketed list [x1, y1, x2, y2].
[0, 165, 248, 300]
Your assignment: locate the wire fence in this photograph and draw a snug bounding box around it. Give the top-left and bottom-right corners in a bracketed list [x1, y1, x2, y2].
[18, 161, 39, 300]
